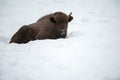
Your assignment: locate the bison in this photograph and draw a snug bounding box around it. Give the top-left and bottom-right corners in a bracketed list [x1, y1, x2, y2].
[10, 12, 73, 44]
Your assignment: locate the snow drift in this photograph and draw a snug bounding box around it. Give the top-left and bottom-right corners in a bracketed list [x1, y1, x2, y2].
[0, 0, 120, 80]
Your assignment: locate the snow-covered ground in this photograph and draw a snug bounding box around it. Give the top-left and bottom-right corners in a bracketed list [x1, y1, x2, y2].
[0, 0, 120, 80]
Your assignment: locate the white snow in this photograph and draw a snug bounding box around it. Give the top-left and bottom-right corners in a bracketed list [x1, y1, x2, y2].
[0, 0, 120, 80]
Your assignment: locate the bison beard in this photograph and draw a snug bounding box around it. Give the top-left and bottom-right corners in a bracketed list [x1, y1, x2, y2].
[10, 12, 73, 44]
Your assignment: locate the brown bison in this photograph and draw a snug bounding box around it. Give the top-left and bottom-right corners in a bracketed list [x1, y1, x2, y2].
[10, 12, 73, 44]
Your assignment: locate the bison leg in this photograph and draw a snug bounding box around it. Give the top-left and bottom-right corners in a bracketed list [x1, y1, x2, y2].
[10, 25, 37, 44]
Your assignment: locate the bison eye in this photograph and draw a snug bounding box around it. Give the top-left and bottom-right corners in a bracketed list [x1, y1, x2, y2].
[49, 17, 56, 23]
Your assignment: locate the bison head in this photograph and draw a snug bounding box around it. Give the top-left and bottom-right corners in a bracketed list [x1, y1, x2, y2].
[49, 12, 73, 38]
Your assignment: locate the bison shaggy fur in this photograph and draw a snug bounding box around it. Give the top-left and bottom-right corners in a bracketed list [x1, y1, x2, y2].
[10, 12, 73, 44]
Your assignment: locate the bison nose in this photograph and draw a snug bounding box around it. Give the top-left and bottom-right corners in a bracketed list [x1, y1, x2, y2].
[59, 30, 66, 37]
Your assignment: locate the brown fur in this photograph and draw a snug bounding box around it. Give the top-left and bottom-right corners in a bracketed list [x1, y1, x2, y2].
[10, 12, 73, 44]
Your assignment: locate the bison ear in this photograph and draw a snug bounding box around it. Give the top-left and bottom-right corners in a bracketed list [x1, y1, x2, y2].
[68, 12, 73, 22]
[49, 16, 56, 23]
[68, 16, 73, 22]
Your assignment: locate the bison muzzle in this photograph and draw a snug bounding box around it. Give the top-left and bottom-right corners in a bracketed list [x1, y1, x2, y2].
[10, 12, 73, 44]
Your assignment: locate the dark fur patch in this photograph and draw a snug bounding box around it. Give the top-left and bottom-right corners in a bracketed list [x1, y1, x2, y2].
[10, 25, 38, 43]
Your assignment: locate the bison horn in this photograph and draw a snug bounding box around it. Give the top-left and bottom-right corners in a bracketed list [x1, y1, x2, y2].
[68, 12, 73, 22]
[68, 12, 72, 16]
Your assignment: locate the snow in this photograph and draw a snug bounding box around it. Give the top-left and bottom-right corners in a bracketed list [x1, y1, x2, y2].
[0, 0, 120, 80]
